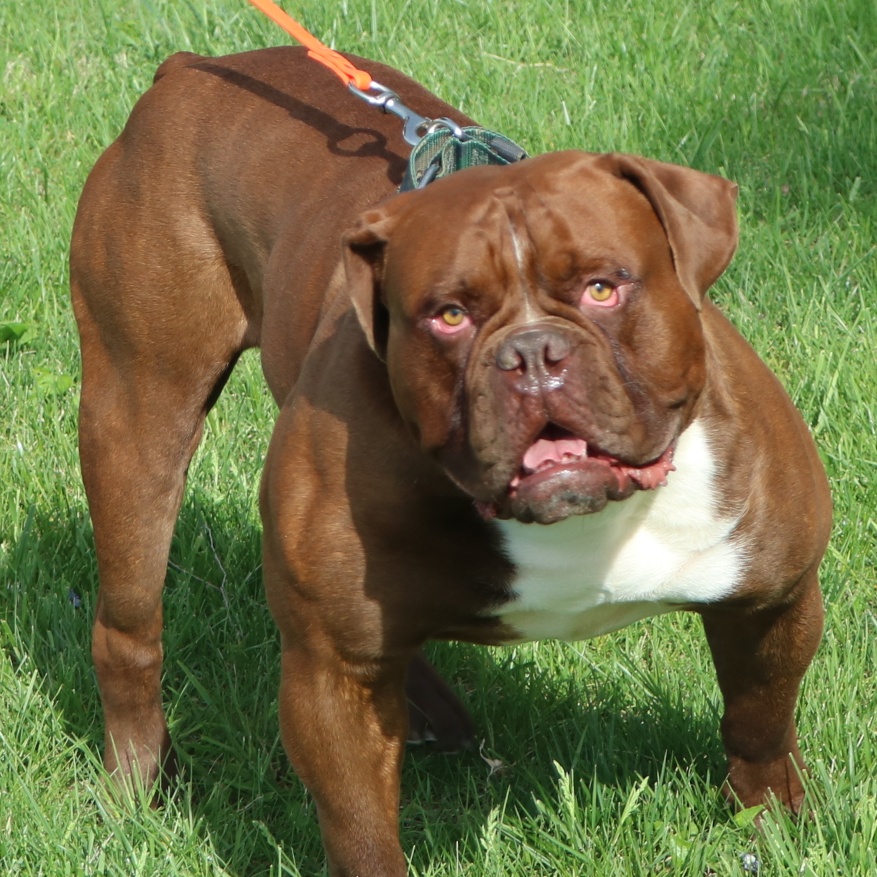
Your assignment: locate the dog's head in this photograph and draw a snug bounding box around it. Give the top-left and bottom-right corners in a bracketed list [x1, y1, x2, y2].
[343, 151, 738, 524]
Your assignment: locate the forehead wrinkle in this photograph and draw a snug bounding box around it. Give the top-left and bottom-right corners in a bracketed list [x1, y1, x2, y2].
[492, 186, 541, 322]
[519, 182, 581, 277]
[442, 204, 509, 296]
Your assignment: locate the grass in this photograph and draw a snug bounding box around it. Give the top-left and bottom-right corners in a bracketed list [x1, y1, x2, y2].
[1, 0, 875, 873]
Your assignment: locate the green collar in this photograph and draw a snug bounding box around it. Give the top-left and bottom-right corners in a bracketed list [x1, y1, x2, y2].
[399, 123, 528, 191]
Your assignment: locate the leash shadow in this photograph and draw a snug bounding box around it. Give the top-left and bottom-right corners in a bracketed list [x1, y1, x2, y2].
[193, 57, 409, 183]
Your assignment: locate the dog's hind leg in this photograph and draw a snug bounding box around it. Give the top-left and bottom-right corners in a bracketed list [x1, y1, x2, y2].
[71, 142, 255, 791]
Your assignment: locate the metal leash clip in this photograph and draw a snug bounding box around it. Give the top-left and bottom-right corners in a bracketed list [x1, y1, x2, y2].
[348, 81, 528, 192]
[348, 81, 465, 147]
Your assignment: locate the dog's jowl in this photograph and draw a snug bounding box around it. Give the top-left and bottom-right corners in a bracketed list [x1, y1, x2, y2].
[71, 47, 830, 876]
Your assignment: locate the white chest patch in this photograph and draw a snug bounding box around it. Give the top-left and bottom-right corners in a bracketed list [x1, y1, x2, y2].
[494, 419, 747, 643]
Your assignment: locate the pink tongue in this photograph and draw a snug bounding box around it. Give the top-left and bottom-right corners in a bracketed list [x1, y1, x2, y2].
[522, 437, 588, 474]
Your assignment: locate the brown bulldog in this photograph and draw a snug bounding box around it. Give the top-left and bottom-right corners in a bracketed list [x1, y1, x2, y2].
[71, 47, 830, 876]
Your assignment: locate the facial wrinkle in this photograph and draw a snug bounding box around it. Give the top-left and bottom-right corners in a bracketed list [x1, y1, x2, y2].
[494, 187, 540, 324]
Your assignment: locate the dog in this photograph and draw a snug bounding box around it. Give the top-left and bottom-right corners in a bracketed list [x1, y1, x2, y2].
[71, 46, 831, 875]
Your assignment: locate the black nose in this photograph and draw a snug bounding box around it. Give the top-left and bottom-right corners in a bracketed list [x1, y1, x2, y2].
[495, 327, 572, 373]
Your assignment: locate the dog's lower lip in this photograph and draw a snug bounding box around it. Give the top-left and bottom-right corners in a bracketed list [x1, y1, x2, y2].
[472, 441, 676, 522]
[508, 441, 677, 496]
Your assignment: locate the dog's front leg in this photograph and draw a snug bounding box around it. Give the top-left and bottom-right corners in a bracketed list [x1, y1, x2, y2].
[276, 636, 409, 876]
[261, 410, 410, 876]
[700, 569, 824, 814]
[262, 560, 410, 876]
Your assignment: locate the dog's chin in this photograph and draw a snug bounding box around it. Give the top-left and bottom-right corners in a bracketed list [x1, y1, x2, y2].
[508, 460, 635, 523]
[474, 443, 677, 525]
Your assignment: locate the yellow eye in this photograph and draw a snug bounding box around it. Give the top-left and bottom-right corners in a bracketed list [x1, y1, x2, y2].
[586, 281, 614, 302]
[440, 306, 467, 327]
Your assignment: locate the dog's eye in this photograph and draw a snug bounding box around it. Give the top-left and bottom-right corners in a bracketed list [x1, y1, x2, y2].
[430, 305, 472, 337]
[586, 282, 613, 302]
[440, 306, 467, 327]
[582, 280, 619, 308]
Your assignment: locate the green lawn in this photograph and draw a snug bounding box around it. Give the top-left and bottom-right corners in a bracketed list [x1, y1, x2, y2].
[1, 0, 876, 873]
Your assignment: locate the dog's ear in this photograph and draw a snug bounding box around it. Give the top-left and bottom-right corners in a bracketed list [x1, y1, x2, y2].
[342, 207, 399, 361]
[605, 153, 739, 307]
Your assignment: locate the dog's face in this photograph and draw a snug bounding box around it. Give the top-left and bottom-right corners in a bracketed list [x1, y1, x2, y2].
[344, 151, 738, 524]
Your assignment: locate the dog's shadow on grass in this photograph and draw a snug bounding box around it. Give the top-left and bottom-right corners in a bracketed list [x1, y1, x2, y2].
[4, 495, 725, 876]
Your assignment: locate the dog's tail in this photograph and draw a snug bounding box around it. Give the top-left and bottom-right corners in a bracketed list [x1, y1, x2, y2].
[153, 51, 205, 84]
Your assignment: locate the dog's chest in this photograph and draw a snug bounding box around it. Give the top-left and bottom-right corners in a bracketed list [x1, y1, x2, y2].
[493, 420, 747, 643]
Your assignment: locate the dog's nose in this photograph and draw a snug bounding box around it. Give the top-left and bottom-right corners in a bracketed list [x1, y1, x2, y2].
[495, 327, 572, 374]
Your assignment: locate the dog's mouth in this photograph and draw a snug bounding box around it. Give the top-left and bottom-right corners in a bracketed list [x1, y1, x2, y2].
[477, 424, 676, 523]
[511, 423, 675, 491]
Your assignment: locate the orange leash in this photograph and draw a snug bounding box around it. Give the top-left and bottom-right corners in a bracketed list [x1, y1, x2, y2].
[245, 0, 529, 180]
[246, 0, 373, 90]
[246, 0, 435, 145]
